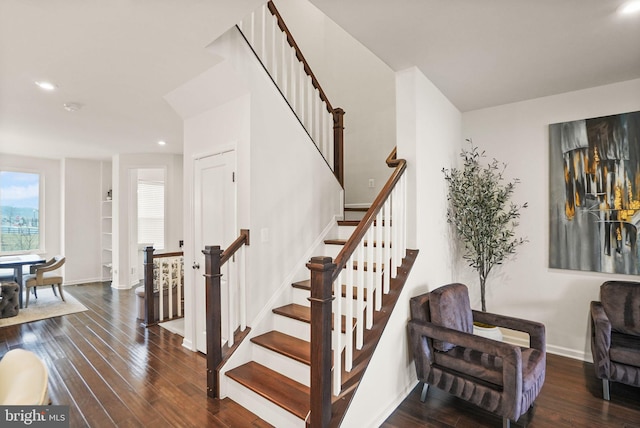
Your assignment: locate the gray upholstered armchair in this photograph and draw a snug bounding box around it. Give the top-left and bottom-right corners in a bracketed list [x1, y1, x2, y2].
[408, 283, 546, 428]
[590, 280, 640, 400]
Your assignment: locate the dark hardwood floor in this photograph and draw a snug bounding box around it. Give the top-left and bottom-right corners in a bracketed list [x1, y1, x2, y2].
[2, 282, 639, 427]
[0, 282, 270, 428]
[382, 348, 640, 427]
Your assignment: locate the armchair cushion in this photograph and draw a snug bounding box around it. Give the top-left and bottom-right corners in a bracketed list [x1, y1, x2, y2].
[610, 332, 640, 367]
[428, 283, 473, 352]
[601, 281, 640, 335]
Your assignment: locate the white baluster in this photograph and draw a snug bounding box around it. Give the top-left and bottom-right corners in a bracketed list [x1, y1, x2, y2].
[290, 47, 298, 111]
[333, 270, 343, 396]
[177, 258, 183, 317]
[260, 5, 266, 61]
[299, 65, 306, 128]
[375, 210, 383, 310]
[356, 241, 365, 350]
[327, 109, 334, 171]
[281, 29, 288, 97]
[168, 257, 174, 319]
[159, 260, 165, 321]
[383, 199, 391, 293]
[249, 11, 256, 48]
[391, 186, 399, 278]
[240, 245, 247, 331]
[227, 262, 234, 347]
[271, 14, 277, 80]
[345, 257, 354, 371]
[366, 226, 375, 328]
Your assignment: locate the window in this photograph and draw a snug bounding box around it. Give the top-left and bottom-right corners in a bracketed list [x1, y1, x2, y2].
[0, 171, 42, 254]
[138, 178, 165, 250]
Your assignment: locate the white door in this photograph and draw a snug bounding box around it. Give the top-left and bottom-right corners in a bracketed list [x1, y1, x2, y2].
[194, 150, 236, 354]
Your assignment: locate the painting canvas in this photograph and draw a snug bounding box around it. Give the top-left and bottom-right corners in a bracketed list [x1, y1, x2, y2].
[549, 111, 640, 274]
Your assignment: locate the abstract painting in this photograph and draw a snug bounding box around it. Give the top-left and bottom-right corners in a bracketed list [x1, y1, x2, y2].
[549, 111, 640, 274]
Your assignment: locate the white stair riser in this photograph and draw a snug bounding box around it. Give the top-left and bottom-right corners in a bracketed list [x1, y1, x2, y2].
[226, 377, 306, 428]
[252, 345, 310, 387]
[291, 287, 370, 315]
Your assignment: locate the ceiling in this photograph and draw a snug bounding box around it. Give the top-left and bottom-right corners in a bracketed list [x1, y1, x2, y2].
[1, 0, 639, 160]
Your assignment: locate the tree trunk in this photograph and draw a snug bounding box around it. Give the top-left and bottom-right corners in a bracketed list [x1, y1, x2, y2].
[479, 273, 487, 312]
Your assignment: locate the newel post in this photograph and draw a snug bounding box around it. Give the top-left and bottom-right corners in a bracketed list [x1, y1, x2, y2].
[142, 246, 156, 327]
[333, 108, 345, 188]
[203, 245, 224, 398]
[307, 256, 336, 427]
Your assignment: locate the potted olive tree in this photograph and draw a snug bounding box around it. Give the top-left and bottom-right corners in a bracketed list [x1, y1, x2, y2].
[443, 140, 527, 313]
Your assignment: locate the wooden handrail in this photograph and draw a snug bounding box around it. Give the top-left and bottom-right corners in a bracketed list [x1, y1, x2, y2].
[267, 1, 333, 114]
[332, 148, 406, 281]
[152, 250, 183, 259]
[221, 229, 250, 265]
[142, 247, 185, 327]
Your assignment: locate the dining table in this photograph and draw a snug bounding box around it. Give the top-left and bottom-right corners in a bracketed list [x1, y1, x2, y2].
[0, 255, 46, 308]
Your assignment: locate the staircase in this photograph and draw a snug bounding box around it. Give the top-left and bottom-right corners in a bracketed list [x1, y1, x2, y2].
[207, 2, 417, 426]
[223, 217, 417, 427]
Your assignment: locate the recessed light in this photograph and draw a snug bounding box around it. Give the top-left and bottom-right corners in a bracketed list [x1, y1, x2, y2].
[35, 81, 57, 91]
[620, 0, 640, 14]
[157, 140, 167, 146]
[63, 102, 83, 112]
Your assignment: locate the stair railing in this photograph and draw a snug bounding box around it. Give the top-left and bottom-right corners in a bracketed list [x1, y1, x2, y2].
[237, 0, 345, 186]
[142, 247, 184, 327]
[308, 148, 407, 427]
[203, 229, 250, 398]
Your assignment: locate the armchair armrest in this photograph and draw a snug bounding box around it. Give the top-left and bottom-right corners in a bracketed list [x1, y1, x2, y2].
[409, 319, 522, 365]
[473, 310, 546, 352]
[590, 301, 611, 378]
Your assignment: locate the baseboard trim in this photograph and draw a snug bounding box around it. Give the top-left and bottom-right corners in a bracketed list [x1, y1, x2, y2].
[501, 332, 590, 362]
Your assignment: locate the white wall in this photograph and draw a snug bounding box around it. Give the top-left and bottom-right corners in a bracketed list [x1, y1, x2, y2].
[169, 27, 343, 350]
[112, 153, 183, 289]
[342, 67, 461, 427]
[461, 78, 640, 360]
[271, 0, 397, 207]
[61, 158, 103, 284]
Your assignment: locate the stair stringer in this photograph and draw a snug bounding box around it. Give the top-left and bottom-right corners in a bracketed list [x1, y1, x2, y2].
[218, 215, 340, 399]
[338, 251, 422, 427]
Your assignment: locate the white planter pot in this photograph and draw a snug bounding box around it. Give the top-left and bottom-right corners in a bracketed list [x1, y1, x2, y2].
[473, 324, 503, 341]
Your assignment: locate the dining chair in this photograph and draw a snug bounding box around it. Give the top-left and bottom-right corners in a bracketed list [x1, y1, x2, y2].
[23, 256, 66, 308]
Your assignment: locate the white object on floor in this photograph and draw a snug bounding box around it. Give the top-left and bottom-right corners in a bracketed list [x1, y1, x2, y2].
[0, 348, 49, 405]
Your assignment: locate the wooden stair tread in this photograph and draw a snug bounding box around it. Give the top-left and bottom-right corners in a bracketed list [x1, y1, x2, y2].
[226, 361, 309, 419]
[272, 304, 354, 333]
[292, 279, 368, 301]
[251, 331, 310, 365]
[337, 219, 391, 227]
[324, 239, 389, 248]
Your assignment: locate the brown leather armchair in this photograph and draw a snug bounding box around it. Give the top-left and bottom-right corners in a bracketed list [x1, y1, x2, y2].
[408, 283, 546, 428]
[591, 280, 640, 400]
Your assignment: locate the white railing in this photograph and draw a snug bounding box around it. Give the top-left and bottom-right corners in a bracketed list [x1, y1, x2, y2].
[153, 252, 184, 321]
[331, 167, 407, 395]
[142, 247, 184, 326]
[237, 1, 343, 182]
[308, 151, 407, 425]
